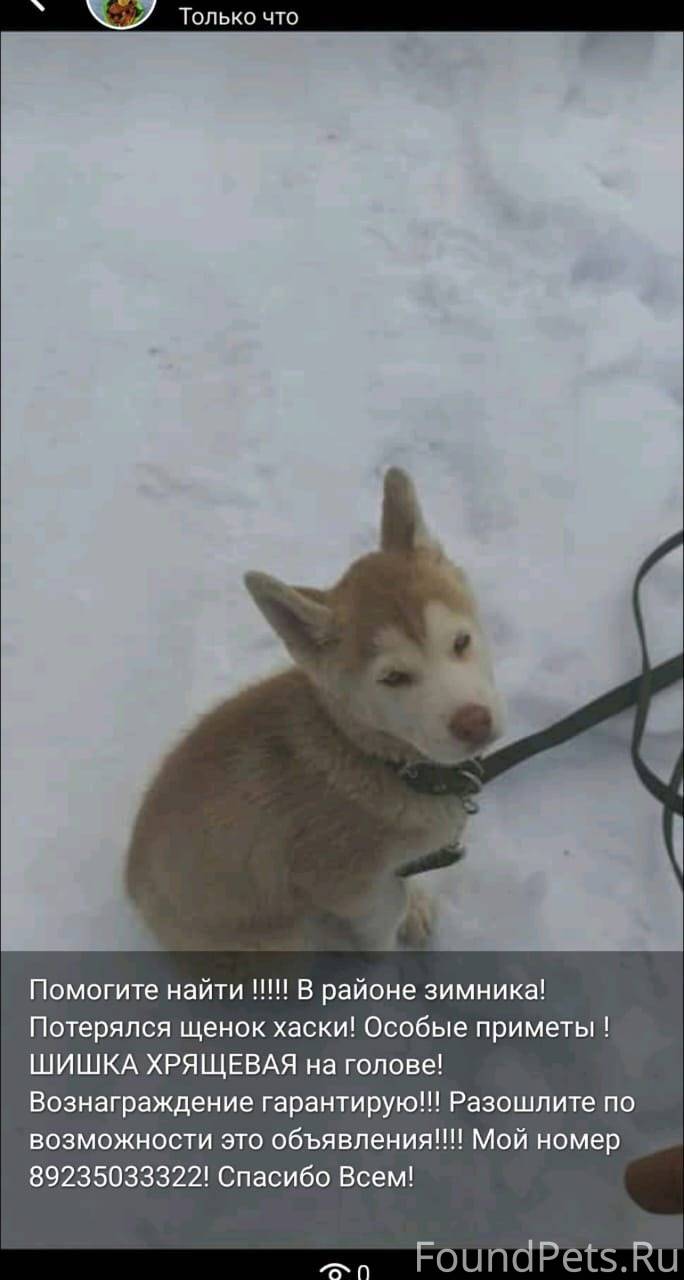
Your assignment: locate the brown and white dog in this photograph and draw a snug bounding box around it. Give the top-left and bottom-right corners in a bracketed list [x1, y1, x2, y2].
[126, 468, 504, 954]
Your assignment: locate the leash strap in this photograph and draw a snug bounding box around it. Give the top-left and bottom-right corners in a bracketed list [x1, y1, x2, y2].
[400, 532, 683, 884]
[630, 530, 683, 889]
[481, 653, 683, 790]
[630, 532, 683, 815]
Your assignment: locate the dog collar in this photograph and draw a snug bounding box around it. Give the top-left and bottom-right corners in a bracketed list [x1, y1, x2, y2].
[387, 755, 484, 806]
[390, 757, 485, 878]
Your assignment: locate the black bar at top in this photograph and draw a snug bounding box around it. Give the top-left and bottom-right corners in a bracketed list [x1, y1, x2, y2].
[3, 7, 683, 34]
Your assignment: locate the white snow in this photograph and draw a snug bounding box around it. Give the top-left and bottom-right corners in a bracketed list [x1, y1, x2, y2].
[2, 31, 682, 951]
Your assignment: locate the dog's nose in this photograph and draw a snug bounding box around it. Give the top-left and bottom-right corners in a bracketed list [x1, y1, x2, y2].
[450, 703, 493, 748]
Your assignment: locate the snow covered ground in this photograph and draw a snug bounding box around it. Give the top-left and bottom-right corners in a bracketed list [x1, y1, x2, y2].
[2, 31, 682, 952]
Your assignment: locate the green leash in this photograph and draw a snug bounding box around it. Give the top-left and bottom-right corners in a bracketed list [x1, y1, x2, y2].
[398, 532, 683, 886]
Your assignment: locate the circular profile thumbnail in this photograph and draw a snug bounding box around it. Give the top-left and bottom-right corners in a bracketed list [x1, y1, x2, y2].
[87, 0, 157, 28]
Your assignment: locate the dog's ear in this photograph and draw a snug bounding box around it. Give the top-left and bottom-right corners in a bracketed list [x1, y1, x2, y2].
[380, 467, 441, 555]
[244, 572, 335, 660]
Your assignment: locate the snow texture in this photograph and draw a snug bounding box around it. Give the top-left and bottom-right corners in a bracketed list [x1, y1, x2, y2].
[2, 32, 683, 951]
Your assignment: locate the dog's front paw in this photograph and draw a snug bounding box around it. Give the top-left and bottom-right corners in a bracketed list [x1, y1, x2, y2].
[398, 885, 436, 947]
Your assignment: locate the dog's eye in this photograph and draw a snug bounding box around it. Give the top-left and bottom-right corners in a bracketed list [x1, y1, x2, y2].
[453, 632, 471, 656]
[379, 670, 414, 688]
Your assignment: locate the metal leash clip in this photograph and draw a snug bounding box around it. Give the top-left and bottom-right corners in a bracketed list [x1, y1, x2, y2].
[458, 756, 485, 790]
[460, 756, 484, 812]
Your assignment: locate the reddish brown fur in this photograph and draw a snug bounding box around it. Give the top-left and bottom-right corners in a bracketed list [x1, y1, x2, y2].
[125, 468, 483, 963]
[317, 549, 474, 668]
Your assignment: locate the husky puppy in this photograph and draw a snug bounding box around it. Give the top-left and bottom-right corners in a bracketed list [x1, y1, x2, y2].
[126, 469, 503, 954]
